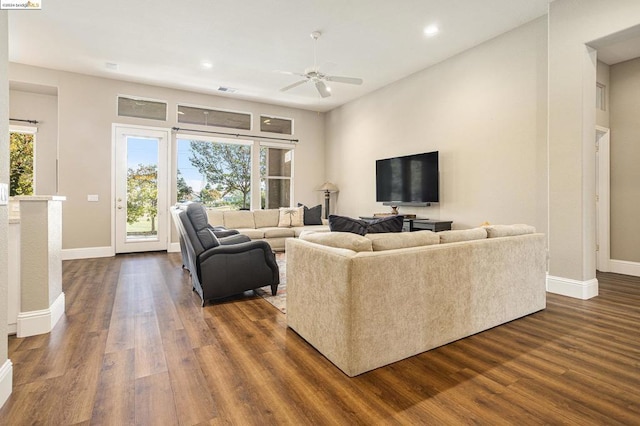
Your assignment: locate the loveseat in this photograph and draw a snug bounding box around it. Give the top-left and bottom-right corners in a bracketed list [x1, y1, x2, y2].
[206, 208, 330, 251]
[286, 225, 547, 376]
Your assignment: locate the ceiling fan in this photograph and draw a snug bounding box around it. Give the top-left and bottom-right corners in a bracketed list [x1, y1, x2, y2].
[280, 31, 363, 98]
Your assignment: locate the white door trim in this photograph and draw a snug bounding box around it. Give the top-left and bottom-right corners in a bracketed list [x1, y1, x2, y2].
[595, 125, 610, 272]
[111, 124, 171, 253]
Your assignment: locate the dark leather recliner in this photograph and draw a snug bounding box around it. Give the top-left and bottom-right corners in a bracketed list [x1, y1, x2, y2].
[172, 203, 279, 306]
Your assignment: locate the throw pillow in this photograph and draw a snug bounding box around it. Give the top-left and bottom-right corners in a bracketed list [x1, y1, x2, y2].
[365, 215, 404, 234]
[278, 207, 304, 227]
[197, 227, 220, 250]
[328, 215, 368, 236]
[297, 203, 323, 225]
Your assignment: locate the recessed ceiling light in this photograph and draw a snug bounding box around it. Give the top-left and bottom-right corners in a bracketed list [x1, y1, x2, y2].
[201, 61, 213, 69]
[424, 25, 439, 37]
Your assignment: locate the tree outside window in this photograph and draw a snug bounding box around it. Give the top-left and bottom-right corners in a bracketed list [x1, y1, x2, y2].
[9, 132, 35, 196]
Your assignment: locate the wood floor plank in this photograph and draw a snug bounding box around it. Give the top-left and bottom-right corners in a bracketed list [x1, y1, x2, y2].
[2, 252, 640, 425]
[90, 349, 136, 425]
[135, 371, 179, 426]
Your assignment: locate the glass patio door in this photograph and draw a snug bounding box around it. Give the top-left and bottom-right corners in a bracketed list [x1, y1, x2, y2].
[114, 126, 169, 253]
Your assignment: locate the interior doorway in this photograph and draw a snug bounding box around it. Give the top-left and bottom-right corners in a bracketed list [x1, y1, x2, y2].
[113, 125, 170, 253]
[595, 126, 610, 272]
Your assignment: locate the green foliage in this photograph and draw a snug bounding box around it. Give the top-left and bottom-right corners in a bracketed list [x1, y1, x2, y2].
[127, 164, 158, 231]
[189, 141, 252, 209]
[10, 132, 34, 196]
[176, 169, 193, 202]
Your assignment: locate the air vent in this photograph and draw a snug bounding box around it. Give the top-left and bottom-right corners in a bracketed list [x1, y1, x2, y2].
[117, 96, 167, 121]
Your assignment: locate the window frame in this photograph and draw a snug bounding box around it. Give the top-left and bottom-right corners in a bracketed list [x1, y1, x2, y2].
[175, 134, 295, 210]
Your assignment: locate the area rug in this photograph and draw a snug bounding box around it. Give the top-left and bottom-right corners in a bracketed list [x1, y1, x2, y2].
[254, 253, 287, 313]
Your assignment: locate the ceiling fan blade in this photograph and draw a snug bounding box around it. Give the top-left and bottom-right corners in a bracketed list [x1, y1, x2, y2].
[325, 75, 363, 85]
[280, 79, 308, 92]
[277, 70, 306, 77]
[315, 81, 331, 98]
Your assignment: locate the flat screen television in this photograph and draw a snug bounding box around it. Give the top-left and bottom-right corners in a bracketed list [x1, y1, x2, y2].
[376, 151, 439, 204]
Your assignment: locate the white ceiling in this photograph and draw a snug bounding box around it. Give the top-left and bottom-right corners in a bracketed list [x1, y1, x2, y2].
[8, 0, 553, 112]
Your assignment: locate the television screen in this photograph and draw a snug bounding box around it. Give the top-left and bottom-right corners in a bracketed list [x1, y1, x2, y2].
[376, 151, 439, 203]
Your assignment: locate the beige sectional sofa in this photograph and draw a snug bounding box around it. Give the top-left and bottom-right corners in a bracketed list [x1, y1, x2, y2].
[206, 208, 329, 251]
[286, 225, 547, 376]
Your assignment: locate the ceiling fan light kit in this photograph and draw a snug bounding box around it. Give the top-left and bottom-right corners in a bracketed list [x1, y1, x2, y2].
[280, 30, 363, 98]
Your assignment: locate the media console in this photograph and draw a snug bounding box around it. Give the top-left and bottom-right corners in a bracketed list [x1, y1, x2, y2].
[360, 217, 452, 232]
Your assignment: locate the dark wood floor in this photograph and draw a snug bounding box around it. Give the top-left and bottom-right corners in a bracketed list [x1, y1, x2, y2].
[1, 252, 639, 425]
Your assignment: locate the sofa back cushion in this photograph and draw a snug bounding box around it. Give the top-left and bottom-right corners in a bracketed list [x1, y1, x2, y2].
[365, 230, 440, 251]
[439, 227, 487, 244]
[300, 231, 373, 252]
[185, 203, 220, 249]
[224, 211, 256, 229]
[206, 209, 225, 227]
[254, 209, 280, 228]
[485, 224, 536, 238]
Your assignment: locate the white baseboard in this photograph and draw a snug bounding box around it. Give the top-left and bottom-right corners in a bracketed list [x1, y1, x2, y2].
[17, 292, 65, 338]
[0, 359, 13, 409]
[547, 275, 598, 300]
[62, 246, 114, 260]
[168, 242, 180, 253]
[609, 259, 640, 277]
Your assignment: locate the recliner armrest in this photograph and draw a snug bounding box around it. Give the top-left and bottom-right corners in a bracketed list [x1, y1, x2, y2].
[219, 234, 251, 245]
[199, 239, 274, 262]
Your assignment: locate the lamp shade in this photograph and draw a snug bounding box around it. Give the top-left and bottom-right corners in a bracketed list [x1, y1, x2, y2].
[317, 182, 339, 192]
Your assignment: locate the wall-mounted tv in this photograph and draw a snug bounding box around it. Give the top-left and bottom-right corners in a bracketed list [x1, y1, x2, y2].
[376, 151, 439, 204]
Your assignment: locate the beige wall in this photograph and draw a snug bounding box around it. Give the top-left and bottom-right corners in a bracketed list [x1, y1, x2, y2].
[548, 0, 640, 283]
[8, 64, 326, 250]
[325, 18, 548, 231]
[0, 11, 9, 379]
[609, 57, 640, 263]
[9, 89, 58, 195]
[596, 60, 610, 128]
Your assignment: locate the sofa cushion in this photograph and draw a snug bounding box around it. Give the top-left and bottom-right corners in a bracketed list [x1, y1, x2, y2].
[224, 211, 256, 229]
[206, 209, 225, 227]
[263, 227, 295, 238]
[298, 203, 323, 225]
[254, 209, 280, 228]
[439, 227, 487, 244]
[300, 231, 373, 252]
[278, 207, 304, 227]
[328, 215, 368, 236]
[365, 215, 404, 234]
[365, 230, 439, 251]
[485, 224, 536, 238]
